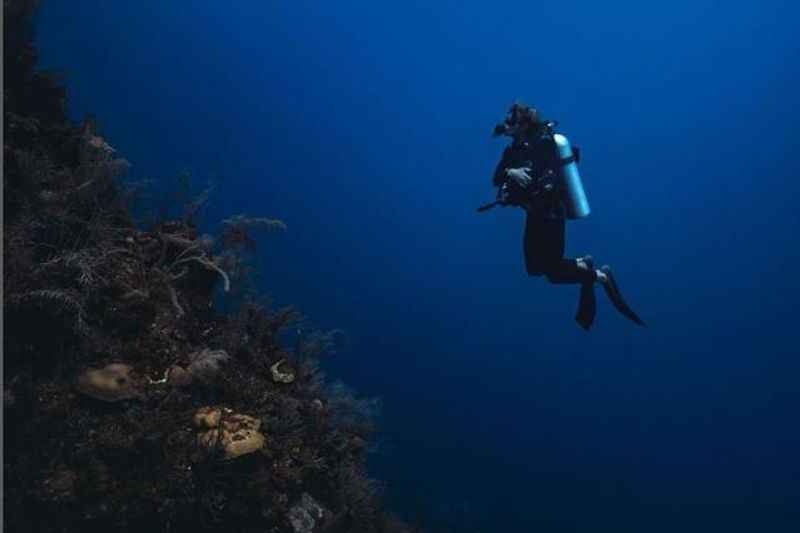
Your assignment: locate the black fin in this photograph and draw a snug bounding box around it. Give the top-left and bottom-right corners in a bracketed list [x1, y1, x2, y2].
[600, 266, 646, 327]
[574, 255, 596, 330]
[575, 282, 597, 330]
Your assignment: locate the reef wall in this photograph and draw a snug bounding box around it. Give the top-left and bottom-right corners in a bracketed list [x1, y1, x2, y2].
[3, 2, 415, 531]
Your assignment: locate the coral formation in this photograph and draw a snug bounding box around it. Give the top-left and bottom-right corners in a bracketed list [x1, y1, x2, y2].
[289, 492, 329, 533]
[193, 406, 266, 459]
[272, 358, 297, 384]
[76, 363, 143, 402]
[187, 348, 232, 383]
[2, 2, 417, 531]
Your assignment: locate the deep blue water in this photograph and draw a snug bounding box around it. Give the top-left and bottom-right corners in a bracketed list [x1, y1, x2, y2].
[37, 1, 800, 531]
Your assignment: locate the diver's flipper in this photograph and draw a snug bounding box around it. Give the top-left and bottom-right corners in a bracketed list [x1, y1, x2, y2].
[574, 255, 597, 330]
[600, 265, 646, 327]
[575, 282, 597, 330]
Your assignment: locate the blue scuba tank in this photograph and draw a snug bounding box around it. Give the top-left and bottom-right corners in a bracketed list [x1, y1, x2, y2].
[553, 133, 591, 219]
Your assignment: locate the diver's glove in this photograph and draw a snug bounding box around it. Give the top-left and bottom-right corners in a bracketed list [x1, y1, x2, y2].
[505, 167, 534, 189]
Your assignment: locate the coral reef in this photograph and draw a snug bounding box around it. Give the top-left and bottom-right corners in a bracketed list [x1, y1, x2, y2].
[192, 407, 266, 460]
[3, 2, 416, 531]
[76, 363, 144, 402]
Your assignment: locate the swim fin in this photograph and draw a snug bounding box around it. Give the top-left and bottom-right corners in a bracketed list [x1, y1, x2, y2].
[574, 255, 597, 330]
[599, 265, 646, 327]
[575, 282, 597, 330]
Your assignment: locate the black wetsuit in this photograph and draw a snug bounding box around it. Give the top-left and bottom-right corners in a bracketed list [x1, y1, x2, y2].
[493, 132, 595, 286]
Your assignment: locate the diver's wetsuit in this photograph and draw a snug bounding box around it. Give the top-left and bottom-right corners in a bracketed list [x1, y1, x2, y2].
[493, 133, 596, 285]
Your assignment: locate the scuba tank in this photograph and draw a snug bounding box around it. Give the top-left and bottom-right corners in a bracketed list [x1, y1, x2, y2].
[552, 130, 591, 219]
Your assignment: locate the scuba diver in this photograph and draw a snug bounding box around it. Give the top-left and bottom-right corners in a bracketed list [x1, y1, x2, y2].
[479, 102, 645, 330]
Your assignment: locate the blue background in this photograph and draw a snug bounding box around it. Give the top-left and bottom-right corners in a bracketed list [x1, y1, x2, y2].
[37, 1, 800, 531]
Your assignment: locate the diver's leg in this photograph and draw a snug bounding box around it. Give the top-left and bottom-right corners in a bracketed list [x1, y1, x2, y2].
[523, 212, 557, 276]
[544, 257, 594, 284]
[524, 213, 566, 276]
[525, 215, 601, 329]
[524, 214, 621, 329]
